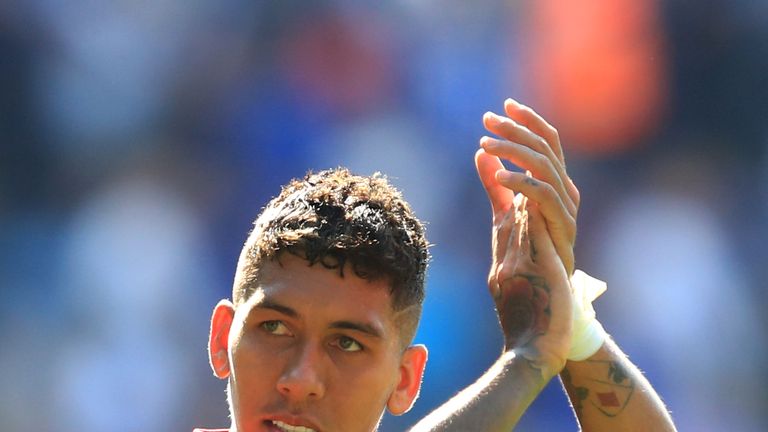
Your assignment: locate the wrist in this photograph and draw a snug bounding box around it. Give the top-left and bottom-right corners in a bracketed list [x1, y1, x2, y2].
[507, 345, 566, 382]
[567, 270, 608, 361]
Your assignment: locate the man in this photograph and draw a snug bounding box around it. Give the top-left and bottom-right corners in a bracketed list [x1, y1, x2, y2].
[198, 100, 677, 431]
[205, 166, 431, 432]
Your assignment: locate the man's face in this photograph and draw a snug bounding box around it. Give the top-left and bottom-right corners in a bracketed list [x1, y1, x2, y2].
[208, 253, 427, 432]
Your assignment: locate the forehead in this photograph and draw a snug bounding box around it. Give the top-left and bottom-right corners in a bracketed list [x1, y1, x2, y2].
[238, 254, 399, 334]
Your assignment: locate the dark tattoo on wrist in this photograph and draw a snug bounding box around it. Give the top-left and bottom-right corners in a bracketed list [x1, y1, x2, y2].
[496, 273, 551, 350]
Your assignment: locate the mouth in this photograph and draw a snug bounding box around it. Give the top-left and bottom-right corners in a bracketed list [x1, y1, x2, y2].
[266, 419, 319, 432]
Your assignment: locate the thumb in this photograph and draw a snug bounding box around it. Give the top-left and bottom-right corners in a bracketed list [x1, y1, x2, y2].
[475, 148, 515, 217]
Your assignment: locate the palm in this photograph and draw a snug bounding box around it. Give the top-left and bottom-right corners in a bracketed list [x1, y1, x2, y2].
[484, 184, 572, 373]
[475, 99, 580, 375]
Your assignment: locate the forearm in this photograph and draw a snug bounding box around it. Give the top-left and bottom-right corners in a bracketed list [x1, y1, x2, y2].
[409, 350, 553, 432]
[560, 337, 676, 432]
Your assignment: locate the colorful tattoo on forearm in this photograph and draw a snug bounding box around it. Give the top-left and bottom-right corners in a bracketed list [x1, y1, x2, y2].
[563, 360, 636, 417]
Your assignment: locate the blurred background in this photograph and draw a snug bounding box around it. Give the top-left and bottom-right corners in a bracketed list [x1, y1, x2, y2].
[1, 1, 767, 431]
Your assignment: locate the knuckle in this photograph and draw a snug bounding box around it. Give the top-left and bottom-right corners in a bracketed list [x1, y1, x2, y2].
[572, 185, 581, 205]
[543, 153, 558, 173]
[565, 217, 577, 240]
[541, 182, 557, 199]
[533, 152, 550, 170]
[497, 263, 516, 282]
[548, 125, 559, 140]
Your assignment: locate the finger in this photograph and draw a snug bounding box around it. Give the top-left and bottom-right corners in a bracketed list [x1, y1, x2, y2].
[475, 148, 515, 219]
[503, 99, 564, 166]
[493, 207, 515, 266]
[513, 192, 529, 260]
[480, 136, 576, 218]
[525, 201, 573, 335]
[484, 110, 562, 170]
[503, 100, 581, 209]
[494, 192, 527, 269]
[490, 198, 524, 299]
[498, 193, 528, 285]
[483, 111, 580, 212]
[496, 170, 576, 275]
[525, 200, 557, 267]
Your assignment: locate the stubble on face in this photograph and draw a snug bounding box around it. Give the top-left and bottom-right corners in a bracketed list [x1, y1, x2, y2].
[225, 254, 408, 432]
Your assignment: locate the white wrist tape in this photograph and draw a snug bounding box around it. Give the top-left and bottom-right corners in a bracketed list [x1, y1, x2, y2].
[568, 270, 608, 361]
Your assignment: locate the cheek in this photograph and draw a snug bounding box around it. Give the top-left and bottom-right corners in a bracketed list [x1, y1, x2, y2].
[331, 378, 391, 430]
[229, 331, 281, 403]
[332, 356, 401, 420]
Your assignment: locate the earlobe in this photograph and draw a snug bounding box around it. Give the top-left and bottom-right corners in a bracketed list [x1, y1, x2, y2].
[208, 299, 235, 379]
[387, 344, 428, 416]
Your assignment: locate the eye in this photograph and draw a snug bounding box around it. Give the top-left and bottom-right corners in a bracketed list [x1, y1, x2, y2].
[335, 335, 363, 352]
[260, 320, 292, 336]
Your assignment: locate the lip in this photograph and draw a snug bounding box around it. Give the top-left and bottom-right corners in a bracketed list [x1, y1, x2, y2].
[263, 414, 323, 432]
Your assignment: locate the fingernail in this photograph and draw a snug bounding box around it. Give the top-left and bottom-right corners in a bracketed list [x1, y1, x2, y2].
[505, 98, 520, 107]
[484, 111, 500, 127]
[496, 170, 514, 182]
[480, 136, 498, 149]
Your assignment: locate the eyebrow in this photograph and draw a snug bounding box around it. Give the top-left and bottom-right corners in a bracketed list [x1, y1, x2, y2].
[253, 298, 383, 339]
[329, 320, 383, 339]
[254, 299, 298, 318]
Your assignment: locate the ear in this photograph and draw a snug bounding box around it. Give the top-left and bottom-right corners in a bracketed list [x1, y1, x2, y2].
[387, 344, 428, 415]
[208, 299, 235, 379]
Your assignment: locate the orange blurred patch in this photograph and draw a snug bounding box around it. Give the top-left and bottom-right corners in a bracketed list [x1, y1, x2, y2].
[520, 0, 667, 155]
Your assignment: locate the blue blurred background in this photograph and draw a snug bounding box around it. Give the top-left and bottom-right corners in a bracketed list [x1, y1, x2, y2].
[2, 1, 767, 431]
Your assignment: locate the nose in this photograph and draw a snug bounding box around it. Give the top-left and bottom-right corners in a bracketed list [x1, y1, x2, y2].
[276, 344, 326, 401]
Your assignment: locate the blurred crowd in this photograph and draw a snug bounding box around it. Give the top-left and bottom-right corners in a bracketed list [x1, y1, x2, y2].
[1, 1, 767, 431]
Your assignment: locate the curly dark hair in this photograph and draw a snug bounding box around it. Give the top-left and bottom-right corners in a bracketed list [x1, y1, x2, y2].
[233, 168, 430, 341]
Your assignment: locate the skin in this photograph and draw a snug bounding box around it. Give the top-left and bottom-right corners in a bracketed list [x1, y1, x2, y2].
[409, 182, 572, 431]
[411, 98, 675, 431]
[561, 338, 677, 431]
[482, 99, 675, 431]
[477, 99, 577, 375]
[208, 253, 427, 432]
[205, 98, 675, 432]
